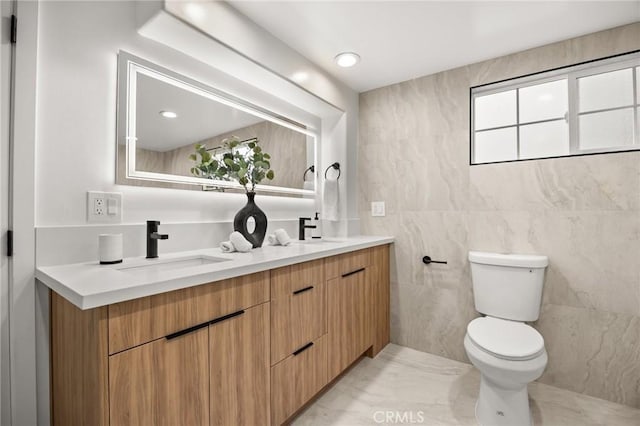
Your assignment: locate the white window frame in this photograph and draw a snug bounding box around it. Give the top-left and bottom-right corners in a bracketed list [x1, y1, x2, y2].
[470, 50, 640, 165]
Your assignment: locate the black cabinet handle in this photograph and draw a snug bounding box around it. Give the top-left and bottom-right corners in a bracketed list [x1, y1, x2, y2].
[292, 341, 314, 356]
[293, 285, 314, 295]
[209, 309, 245, 326]
[165, 321, 209, 340]
[342, 267, 365, 278]
[165, 309, 245, 340]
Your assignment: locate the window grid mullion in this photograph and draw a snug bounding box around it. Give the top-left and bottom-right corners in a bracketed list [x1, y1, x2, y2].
[633, 67, 638, 145]
[516, 88, 521, 160]
[567, 72, 579, 155]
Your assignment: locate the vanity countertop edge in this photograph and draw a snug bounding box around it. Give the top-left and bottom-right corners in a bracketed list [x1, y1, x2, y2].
[36, 235, 394, 310]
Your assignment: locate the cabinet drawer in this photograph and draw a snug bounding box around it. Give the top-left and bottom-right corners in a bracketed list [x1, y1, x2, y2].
[271, 259, 324, 299]
[271, 334, 328, 426]
[271, 260, 326, 364]
[108, 271, 269, 354]
[324, 248, 371, 280]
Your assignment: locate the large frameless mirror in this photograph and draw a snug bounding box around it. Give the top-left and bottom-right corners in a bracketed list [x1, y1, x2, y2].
[116, 51, 317, 196]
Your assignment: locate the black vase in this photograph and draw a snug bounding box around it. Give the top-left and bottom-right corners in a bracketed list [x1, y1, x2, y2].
[233, 191, 267, 248]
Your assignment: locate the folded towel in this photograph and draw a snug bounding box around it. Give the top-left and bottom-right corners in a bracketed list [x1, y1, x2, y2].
[274, 228, 292, 246]
[230, 231, 253, 252]
[220, 241, 236, 253]
[268, 228, 292, 246]
[323, 178, 339, 221]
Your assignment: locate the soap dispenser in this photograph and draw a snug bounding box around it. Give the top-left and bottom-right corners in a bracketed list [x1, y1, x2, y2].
[311, 212, 322, 239]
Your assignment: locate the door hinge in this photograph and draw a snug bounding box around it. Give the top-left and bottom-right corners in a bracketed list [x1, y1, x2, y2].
[7, 230, 12, 257]
[10, 15, 16, 44]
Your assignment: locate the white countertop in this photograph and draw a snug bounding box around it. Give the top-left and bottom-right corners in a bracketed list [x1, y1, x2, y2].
[36, 236, 394, 310]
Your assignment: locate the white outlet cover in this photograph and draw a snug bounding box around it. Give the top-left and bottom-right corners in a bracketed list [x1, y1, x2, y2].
[87, 191, 122, 223]
[371, 201, 385, 217]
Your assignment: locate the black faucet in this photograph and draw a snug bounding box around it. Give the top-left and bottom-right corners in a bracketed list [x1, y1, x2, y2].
[146, 220, 169, 258]
[298, 217, 316, 241]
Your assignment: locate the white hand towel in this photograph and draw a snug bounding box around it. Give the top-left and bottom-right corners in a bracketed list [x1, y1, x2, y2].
[274, 229, 291, 246]
[322, 178, 339, 221]
[220, 241, 236, 253]
[303, 180, 315, 199]
[267, 234, 278, 245]
[230, 231, 253, 252]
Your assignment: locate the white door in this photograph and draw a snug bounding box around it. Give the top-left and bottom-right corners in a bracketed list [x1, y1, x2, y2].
[0, 1, 14, 424]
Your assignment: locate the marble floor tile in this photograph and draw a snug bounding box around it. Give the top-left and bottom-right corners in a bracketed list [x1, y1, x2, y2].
[293, 344, 640, 426]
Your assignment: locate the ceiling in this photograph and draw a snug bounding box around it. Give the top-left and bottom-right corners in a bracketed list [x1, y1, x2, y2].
[228, 1, 640, 93]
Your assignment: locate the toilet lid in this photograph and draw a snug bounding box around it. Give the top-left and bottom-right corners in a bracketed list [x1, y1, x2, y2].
[467, 316, 544, 360]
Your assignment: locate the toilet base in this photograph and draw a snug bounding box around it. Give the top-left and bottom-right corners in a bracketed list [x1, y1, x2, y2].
[475, 375, 532, 426]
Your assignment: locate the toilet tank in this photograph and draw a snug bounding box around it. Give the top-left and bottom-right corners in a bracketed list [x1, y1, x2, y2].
[469, 251, 548, 321]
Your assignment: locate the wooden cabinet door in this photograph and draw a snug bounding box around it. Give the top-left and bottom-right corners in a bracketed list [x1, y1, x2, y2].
[210, 303, 270, 426]
[327, 267, 372, 381]
[370, 245, 391, 356]
[108, 327, 209, 426]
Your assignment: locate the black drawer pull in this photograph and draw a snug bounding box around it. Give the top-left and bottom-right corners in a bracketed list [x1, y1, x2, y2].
[341, 267, 365, 278]
[292, 341, 314, 356]
[165, 309, 245, 340]
[293, 285, 314, 295]
[165, 321, 209, 340]
[209, 309, 245, 326]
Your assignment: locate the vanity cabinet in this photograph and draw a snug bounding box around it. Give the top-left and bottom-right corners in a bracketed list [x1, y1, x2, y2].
[50, 244, 391, 426]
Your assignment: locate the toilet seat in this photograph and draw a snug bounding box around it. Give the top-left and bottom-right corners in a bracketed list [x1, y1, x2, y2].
[467, 316, 544, 361]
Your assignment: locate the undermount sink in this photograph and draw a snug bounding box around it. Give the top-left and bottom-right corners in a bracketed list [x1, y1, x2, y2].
[115, 255, 229, 275]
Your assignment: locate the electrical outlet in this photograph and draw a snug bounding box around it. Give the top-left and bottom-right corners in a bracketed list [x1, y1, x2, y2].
[87, 191, 122, 223]
[371, 201, 386, 217]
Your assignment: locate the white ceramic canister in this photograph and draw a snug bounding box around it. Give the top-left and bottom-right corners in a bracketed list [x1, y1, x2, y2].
[99, 233, 123, 264]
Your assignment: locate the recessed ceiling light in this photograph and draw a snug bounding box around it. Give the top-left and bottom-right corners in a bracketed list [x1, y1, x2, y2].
[291, 71, 309, 83]
[159, 111, 177, 119]
[184, 3, 205, 23]
[334, 52, 360, 68]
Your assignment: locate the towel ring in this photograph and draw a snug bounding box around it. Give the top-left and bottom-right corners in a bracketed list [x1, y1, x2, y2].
[303, 165, 315, 181]
[324, 162, 341, 180]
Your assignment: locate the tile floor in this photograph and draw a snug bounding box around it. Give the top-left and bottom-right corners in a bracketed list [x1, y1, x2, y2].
[293, 344, 640, 426]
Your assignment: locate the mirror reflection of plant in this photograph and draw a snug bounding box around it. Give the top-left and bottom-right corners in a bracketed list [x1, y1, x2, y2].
[190, 136, 275, 193]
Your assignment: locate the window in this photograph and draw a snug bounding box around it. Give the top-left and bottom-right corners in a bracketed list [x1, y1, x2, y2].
[470, 51, 640, 164]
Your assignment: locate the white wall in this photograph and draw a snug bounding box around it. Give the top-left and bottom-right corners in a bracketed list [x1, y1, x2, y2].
[35, 0, 333, 228]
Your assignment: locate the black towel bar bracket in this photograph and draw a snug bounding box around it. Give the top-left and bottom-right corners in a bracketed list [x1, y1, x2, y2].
[324, 162, 341, 180]
[303, 165, 315, 181]
[423, 255, 447, 265]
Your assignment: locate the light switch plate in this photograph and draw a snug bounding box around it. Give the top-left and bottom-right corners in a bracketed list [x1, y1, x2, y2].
[87, 191, 122, 223]
[371, 201, 385, 217]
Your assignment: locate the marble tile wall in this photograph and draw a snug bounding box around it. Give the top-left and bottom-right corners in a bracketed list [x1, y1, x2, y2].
[358, 23, 640, 407]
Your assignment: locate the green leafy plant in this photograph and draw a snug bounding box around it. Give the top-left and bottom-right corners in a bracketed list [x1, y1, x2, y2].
[190, 136, 275, 193]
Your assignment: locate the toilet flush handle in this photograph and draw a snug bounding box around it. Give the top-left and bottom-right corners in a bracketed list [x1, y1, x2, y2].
[422, 255, 447, 265]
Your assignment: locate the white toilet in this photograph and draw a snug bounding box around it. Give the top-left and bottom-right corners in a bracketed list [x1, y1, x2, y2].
[464, 251, 549, 426]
